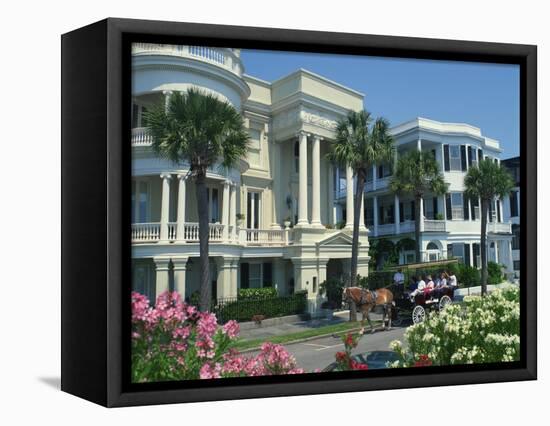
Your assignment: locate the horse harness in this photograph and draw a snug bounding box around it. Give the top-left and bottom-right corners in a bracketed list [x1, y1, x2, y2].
[359, 288, 378, 306]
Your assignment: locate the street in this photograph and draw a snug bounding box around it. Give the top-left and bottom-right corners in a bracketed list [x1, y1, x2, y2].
[249, 325, 407, 372]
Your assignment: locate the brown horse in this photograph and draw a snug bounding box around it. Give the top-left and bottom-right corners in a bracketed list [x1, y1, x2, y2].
[343, 287, 394, 332]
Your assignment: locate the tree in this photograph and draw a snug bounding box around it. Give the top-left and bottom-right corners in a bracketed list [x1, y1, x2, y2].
[330, 110, 394, 321]
[145, 89, 249, 311]
[464, 159, 514, 295]
[390, 150, 448, 263]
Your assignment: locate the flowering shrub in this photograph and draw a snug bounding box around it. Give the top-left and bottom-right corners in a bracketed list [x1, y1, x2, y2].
[389, 287, 520, 367]
[333, 331, 369, 371]
[132, 291, 303, 382]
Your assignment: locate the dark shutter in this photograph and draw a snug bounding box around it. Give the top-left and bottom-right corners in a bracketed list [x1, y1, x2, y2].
[240, 263, 249, 289]
[496, 200, 501, 222]
[445, 194, 452, 220]
[431, 149, 436, 159]
[463, 194, 470, 220]
[489, 202, 494, 223]
[410, 201, 415, 220]
[444, 145, 450, 171]
[464, 243, 471, 267]
[263, 263, 273, 287]
[399, 202, 404, 222]
[473, 244, 480, 268]
[422, 199, 426, 216]
[478, 148, 483, 162]
[510, 191, 519, 217]
[378, 165, 383, 179]
[460, 145, 467, 171]
[471, 197, 477, 220]
[379, 205, 384, 225]
[467, 146, 473, 167]
[433, 198, 438, 217]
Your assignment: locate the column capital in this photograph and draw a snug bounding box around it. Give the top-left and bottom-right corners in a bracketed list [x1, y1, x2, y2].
[312, 134, 324, 142]
[162, 90, 173, 96]
[172, 256, 189, 270]
[160, 172, 172, 180]
[153, 257, 171, 269]
[296, 130, 310, 139]
[176, 173, 188, 181]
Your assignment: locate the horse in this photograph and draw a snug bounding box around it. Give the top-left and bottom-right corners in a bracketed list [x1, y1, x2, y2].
[343, 287, 394, 333]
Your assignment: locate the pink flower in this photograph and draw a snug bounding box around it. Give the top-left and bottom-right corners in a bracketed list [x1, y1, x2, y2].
[199, 363, 222, 379]
[222, 320, 240, 339]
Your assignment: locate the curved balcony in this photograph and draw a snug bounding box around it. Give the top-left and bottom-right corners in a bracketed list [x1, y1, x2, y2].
[132, 43, 244, 77]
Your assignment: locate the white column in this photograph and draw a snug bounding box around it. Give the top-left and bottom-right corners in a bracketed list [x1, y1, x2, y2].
[419, 197, 425, 232]
[373, 195, 379, 237]
[311, 135, 322, 228]
[296, 131, 309, 227]
[172, 257, 188, 299]
[394, 194, 400, 234]
[163, 90, 173, 112]
[176, 174, 187, 241]
[222, 181, 230, 240]
[229, 184, 237, 241]
[345, 165, 354, 229]
[216, 257, 238, 300]
[359, 192, 366, 230]
[160, 173, 172, 241]
[328, 162, 335, 225]
[154, 257, 171, 298]
[417, 138, 422, 151]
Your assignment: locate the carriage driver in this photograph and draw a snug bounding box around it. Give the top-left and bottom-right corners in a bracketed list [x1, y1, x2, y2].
[393, 268, 405, 294]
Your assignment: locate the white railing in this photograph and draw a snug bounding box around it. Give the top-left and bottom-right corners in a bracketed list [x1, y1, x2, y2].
[399, 220, 415, 233]
[132, 127, 152, 146]
[424, 220, 447, 232]
[209, 223, 224, 241]
[167, 222, 177, 241]
[132, 223, 161, 242]
[131, 43, 243, 76]
[181, 223, 224, 242]
[451, 207, 464, 220]
[242, 228, 286, 245]
[489, 222, 512, 234]
[378, 223, 395, 236]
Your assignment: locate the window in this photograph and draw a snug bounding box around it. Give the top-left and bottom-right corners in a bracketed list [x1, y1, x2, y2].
[133, 262, 155, 301]
[510, 190, 519, 217]
[470, 147, 478, 167]
[450, 146, 461, 171]
[450, 192, 464, 220]
[208, 188, 220, 223]
[249, 263, 262, 288]
[132, 179, 149, 223]
[294, 141, 299, 173]
[247, 191, 261, 229]
[240, 262, 273, 289]
[451, 243, 465, 262]
[512, 224, 520, 250]
[427, 242, 439, 250]
[513, 260, 520, 271]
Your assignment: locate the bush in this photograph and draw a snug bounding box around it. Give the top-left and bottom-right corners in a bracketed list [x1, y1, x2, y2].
[458, 265, 481, 287]
[358, 272, 393, 290]
[131, 291, 303, 382]
[319, 278, 344, 307]
[487, 261, 505, 284]
[238, 287, 278, 300]
[214, 291, 308, 323]
[389, 287, 520, 367]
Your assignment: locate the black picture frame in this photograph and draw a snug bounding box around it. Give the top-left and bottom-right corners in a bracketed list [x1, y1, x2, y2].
[61, 17, 537, 407]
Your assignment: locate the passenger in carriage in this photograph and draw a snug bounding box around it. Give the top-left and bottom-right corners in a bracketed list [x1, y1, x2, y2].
[434, 272, 448, 297]
[424, 275, 435, 297]
[447, 270, 458, 289]
[409, 276, 426, 301]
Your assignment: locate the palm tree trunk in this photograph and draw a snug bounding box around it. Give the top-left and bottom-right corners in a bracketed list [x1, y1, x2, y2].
[415, 195, 422, 263]
[480, 199, 488, 296]
[349, 172, 365, 322]
[195, 171, 211, 311]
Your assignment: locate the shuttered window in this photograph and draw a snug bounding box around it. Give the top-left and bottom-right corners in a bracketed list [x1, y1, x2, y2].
[444, 145, 450, 171]
[464, 243, 471, 267]
[461, 145, 467, 171]
[445, 194, 452, 220]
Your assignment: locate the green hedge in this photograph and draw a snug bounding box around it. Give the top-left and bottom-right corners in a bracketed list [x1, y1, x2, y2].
[213, 291, 308, 323]
[237, 287, 278, 300]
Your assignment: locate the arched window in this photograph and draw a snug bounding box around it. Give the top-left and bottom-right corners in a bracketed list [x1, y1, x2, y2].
[427, 242, 439, 250]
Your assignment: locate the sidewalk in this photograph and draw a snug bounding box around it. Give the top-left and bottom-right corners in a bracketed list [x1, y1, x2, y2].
[453, 281, 519, 301]
[238, 310, 382, 341]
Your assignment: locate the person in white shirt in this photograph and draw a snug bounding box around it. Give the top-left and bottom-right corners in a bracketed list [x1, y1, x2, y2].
[393, 268, 405, 293]
[410, 277, 426, 301]
[447, 271, 458, 288]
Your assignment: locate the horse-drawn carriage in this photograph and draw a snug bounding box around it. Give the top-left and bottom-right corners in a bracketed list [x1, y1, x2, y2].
[394, 286, 455, 324]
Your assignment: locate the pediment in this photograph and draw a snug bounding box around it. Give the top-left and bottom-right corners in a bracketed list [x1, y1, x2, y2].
[317, 231, 354, 247]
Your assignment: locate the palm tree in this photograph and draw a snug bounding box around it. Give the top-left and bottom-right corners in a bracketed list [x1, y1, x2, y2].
[330, 111, 395, 293]
[145, 89, 249, 311]
[390, 150, 448, 263]
[464, 159, 514, 295]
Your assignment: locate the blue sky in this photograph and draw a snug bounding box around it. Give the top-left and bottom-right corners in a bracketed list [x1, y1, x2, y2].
[240, 49, 520, 158]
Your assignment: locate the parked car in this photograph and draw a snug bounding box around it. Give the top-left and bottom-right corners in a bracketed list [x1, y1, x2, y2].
[322, 350, 400, 372]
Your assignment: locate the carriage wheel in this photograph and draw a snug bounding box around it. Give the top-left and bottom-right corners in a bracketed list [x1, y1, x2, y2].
[439, 295, 452, 311]
[412, 305, 426, 324]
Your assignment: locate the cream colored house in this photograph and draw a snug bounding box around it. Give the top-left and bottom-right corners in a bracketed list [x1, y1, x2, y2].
[131, 44, 515, 310]
[131, 44, 370, 310]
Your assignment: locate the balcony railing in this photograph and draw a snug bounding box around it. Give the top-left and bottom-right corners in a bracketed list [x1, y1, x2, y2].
[378, 223, 395, 236]
[132, 44, 243, 76]
[488, 222, 512, 234]
[424, 219, 447, 232]
[132, 127, 152, 146]
[131, 222, 289, 245]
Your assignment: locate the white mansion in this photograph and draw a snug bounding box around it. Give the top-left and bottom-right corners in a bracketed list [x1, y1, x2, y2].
[131, 44, 515, 307]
